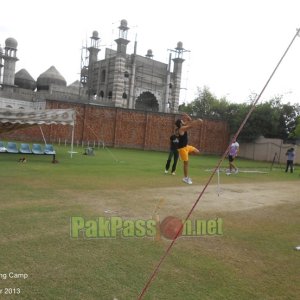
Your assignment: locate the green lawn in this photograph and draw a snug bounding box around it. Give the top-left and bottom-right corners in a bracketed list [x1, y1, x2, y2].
[0, 146, 299, 299]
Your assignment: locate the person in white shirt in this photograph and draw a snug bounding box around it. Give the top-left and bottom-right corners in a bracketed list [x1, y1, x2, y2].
[227, 139, 239, 174]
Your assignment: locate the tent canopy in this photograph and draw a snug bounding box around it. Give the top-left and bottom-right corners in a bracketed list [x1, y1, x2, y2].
[0, 108, 76, 157]
[0, 108, 75, 133]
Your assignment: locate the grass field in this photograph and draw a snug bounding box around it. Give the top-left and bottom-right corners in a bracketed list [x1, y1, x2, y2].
[0, 145, 299, 299]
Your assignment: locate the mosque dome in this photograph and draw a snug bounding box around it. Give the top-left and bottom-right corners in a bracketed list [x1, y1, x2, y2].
[176, 41, 183, 50]
[15, 69, 36, 90]
[67, 80, 82, 93]
[5, 37, 18, 49]
[119, 19, 129, 30]
[68, 80, 81, 88]
[36, 66, 67, 91]
[120, 19, 128, 27]
[146, 49, 153, 58]
[92, 31, 99, 39]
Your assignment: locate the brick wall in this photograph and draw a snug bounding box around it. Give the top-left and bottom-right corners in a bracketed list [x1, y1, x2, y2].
[1, 100, 230, 154]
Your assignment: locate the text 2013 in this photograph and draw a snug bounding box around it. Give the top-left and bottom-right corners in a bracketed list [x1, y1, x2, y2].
[0, 288, 21, 295]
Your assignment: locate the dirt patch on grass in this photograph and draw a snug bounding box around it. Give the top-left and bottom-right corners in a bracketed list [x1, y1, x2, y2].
[143, 181, 299, 215]
[79, 181, 299, 219]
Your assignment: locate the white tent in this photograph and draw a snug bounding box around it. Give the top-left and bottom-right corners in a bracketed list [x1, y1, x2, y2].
[0, 108, 76, 157]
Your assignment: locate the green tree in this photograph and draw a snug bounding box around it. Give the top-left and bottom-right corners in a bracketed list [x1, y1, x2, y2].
[283, 103, 300, 140]
[179, 86, 220, 118]
[289, 115, 300, 140]
[179, 86, 300, 142]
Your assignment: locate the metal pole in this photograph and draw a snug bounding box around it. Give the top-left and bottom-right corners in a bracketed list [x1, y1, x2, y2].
[70, 122, 75, 158]
[39, 126, 47, 145]
[217, 168, 220, 196]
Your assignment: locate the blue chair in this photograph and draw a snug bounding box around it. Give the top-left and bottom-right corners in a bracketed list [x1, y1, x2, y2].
[32, 144, 43, 155]
[44, 144, 56, 155]
[7, 142, 19, 153]
[19, 143, 32, 154]
[0, 141, 7, 152]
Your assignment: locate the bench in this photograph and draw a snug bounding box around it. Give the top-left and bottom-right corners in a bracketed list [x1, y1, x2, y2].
[0, 141, 57, 162]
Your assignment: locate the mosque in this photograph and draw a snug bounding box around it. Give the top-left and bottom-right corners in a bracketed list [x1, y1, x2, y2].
[0, 20, 188, 113]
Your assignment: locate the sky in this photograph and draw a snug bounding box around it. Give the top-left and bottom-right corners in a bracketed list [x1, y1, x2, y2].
[1, 0, 300, 106]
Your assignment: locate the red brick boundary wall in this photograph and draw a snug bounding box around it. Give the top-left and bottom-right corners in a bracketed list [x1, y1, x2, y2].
[1, 100, 230, 154]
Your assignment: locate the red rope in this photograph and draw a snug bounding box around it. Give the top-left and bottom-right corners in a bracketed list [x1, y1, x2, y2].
[137, 28, 300, 300]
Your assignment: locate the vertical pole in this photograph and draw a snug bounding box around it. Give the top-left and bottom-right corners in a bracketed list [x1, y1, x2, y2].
[217, 168, 220, 197]
[155, 214, 161, 241]
[39, 126, 47, 145]
[70, 122, 75, 158]
[278, 140, 283, 169]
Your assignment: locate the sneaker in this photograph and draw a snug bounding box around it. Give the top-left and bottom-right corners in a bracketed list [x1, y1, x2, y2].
[164, 170, 168, 174]
[171, 172, 176, 175]
[226, 172, 231, 176]
[234, 169, 239, 174]
[182, 177, 192, 184]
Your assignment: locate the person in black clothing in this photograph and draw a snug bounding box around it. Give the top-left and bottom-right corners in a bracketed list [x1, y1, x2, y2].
[165, 133, 179, 175]
[175, 113, 203, 184]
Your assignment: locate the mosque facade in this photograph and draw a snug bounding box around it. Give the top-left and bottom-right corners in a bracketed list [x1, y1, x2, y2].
[0, 20, 187, 113]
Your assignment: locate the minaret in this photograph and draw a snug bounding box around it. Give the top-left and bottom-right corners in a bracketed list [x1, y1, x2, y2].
[2, 37, 18, 87]
[128, 40, 137, 109]
[163, 53, 172, 113]
[0, 45, 3, 85]
[170, 41, 189, 113]
[112, 19, 130, 107]
[87, 31, 100, 97]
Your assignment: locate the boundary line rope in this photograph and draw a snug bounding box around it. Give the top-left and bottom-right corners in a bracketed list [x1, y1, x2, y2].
[137, 28, 300, 299]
